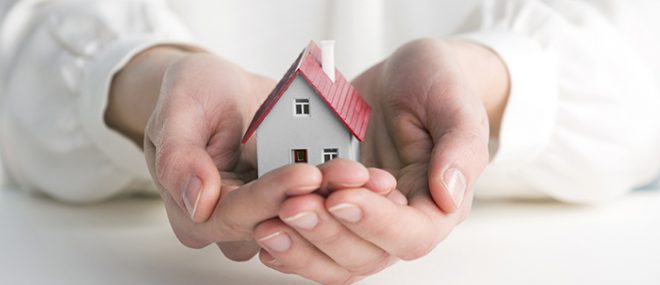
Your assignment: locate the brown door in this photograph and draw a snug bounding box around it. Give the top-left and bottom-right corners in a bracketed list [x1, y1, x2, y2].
[292, 149, 308, 163]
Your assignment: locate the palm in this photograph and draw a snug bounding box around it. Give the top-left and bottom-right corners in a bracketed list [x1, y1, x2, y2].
[204, 77, 275, 188]
[354, 66, 432, 197]
[354, 39, 489, 201]
[168, 54, 275, 189]
[145, 53, 278, 260]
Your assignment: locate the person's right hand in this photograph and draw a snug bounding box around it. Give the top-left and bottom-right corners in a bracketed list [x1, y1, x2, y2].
[144, 50, 312, 260]
[108, 47, 323, 261]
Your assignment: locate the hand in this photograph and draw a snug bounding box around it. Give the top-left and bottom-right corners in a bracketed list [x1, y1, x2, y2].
[251, 38, 510, 284]
[253, 159, 407, 284]
[348, 38, 509, 256]
[356, 38, 508, 211]
[250, 157, 475, 285]
[107, 47, 302, 260]
[352, 39, 508, 255]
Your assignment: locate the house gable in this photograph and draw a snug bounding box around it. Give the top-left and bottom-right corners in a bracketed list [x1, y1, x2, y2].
[255, 75, 354, 175]
[242, 41, 371, 144]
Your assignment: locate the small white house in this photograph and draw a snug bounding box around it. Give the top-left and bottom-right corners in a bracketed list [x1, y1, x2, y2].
[242, 41, 371, 176]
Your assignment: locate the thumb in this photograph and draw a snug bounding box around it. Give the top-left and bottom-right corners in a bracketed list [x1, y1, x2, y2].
[144, 100, 224, 223]
[427, 129, 489, 213]
[153, 140, 222, 223]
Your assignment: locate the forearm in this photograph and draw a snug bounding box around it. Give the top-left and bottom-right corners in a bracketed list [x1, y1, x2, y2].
[447, 40, 510, 139]
[105, 46, 190, 146]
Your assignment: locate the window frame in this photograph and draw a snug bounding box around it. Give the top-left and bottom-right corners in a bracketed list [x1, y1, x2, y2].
[322, 148, 339, 163]
[293, 98, 310, 117]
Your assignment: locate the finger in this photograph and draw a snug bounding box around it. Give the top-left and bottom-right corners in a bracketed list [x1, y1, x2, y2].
[317, 159, 397, 196]
[364, 168, 397, 196]
[424, 80, 488, 213]
[279, 194, 392, 274]
[163, 163, 322, 247]
[146, 133, 223, 223]
[386, 188, 408, 206]
[427, 128, 488, 213]
[206, 164, 322, 241]
[216, 240, 260, 262]
[326, 188, 463, 260]
[255, 219, 356, 285]
[145, 88, 243, 222]
[316, 159, 369, 195]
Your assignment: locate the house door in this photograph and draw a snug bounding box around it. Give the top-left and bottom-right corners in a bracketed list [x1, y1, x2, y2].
[292, 149, 308, 163]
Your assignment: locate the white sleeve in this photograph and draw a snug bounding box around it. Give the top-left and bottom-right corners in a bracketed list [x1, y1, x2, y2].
[0, 0, 196, 203]
[462, 0, 660, 203]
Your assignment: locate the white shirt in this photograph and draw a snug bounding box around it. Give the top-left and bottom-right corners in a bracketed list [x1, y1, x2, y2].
[1, 0, 660, 203]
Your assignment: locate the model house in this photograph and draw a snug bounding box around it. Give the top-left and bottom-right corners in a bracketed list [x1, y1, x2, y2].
[242, 41, 371, 176]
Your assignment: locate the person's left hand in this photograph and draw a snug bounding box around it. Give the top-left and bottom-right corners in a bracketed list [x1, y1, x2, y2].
[250, 38, 509, 284]
[252, 158, 473, 285]
[253, 159, 407, 284]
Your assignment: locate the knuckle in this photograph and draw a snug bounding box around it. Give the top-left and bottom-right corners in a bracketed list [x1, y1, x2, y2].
[280, 253, 313, 273]
[366, 216, 393, 240]
[309, 227, 344, 246]
[221, 248, 256, 262]
[173, 231, 207, 249]
[347, 253, 392, 276]
[252, 219, 284, 237]
[223, 252, 252, 262]
[265, 263, 291, 274]
[217, 216, 252, 240]
[332, 274, 360, 285]
[399, 238, 436, 261]
[267, 262, 293, 274]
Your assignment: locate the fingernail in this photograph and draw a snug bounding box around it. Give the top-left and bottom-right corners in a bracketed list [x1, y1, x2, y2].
[328, 203, 362, 223]
[262, 251, 281, 266]
[283, 211, 319, 230]
[182, 176, 202, 218]
[259, 231, 291, 252]
[443, 168, 466, 208]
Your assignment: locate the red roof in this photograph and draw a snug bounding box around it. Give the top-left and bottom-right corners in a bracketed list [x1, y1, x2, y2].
[241, 41, 371, 144]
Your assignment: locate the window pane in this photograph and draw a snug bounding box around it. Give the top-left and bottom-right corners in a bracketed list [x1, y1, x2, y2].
[294, 99, 310, 116]
[322, 148, 338, 162]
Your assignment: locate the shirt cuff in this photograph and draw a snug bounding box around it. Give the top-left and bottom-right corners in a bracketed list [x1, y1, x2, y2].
[458, 31, 559, 170]
[78, 36, 198, 182]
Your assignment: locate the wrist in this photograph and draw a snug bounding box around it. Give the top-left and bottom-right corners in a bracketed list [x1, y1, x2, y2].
[105, 46, 192, 146]
[447, 40, 510, 139]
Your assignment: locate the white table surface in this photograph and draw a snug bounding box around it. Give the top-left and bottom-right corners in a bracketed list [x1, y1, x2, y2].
[1, 184, 659, 285]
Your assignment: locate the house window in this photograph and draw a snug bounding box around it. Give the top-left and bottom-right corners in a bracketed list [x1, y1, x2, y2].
[294, 98, 310, 116]
[292, 149, 308, 163]
[322, 148, 339, 162]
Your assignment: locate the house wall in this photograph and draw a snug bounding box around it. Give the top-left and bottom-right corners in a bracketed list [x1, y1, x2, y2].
[256, 75, 356, 176]
[350, 135, 360, 162]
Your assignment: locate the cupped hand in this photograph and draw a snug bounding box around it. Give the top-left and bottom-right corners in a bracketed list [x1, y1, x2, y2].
[254, 159, 406, 285]
[343, 38, 509, 259]
[251, 158, 474, 285]
[356, 38, 499, 211]
[141, 51, 304, 260]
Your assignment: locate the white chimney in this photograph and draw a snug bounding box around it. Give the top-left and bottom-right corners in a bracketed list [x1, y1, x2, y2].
[321, 40, 336, 82]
